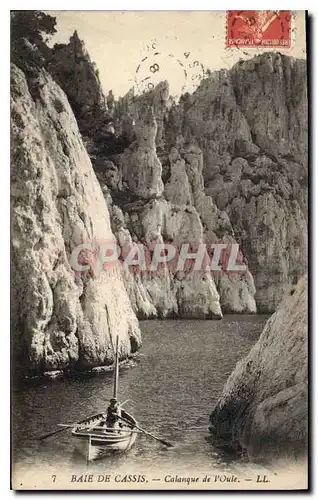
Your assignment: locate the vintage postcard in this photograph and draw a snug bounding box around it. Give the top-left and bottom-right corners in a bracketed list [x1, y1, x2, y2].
[11, 10, 308, 490]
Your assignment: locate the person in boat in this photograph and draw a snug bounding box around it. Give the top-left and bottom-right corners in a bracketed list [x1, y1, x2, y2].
[105, 398, 122, 431]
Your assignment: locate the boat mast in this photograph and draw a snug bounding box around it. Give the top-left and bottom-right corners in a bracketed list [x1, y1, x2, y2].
[113, 335, 119, 400]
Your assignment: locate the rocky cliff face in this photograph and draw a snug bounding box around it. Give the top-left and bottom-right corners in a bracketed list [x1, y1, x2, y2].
[11, 63, 141, 376]
[166, 53, 308, 312]
[49, 31, 109, 137]
[50, 34, 307, 314]
[49, 32, 259, 318]
[209, 275, 308, 461]
[103, 95, 258, 318]
[100, 108, 226, 319]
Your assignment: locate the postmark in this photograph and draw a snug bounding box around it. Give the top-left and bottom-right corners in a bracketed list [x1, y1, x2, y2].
[133, 40, 206, 97]
[226, 10, 292, 48]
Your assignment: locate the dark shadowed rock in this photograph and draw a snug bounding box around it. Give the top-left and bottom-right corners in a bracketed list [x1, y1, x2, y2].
[209, 275, 308, 461]
[49, 31, 109, 135]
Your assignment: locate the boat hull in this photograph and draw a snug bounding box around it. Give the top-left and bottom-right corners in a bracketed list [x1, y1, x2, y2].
[72, 410, 138, 461]
[74, 431, 137, 461]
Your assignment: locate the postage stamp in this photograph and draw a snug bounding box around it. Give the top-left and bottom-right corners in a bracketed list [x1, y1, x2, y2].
[226, 10, 292, 48]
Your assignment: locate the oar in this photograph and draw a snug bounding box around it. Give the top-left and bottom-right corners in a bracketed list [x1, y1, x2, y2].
[57, 424, 79, 428]
[38, 417, 104, 441]
[37, 399, 130, 442]
[118, 399, 130, 408]
[37, 426, 73, 441]
[117, 414, 174, 448]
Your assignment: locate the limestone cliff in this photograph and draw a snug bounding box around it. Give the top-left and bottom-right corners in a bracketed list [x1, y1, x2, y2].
[48, 32, 307, 315]
[209, 275, 308, 461]
[108, 92, 255, 317]
[11, 63, 141, 376]
[166, 53, 308, 312]
[101, 108, 224, 319]
[48, 32, 257, 317]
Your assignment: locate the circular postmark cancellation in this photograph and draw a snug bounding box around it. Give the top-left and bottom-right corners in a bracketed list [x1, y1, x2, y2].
[133, 40, 206, 97]
[226, 10, 292, 49]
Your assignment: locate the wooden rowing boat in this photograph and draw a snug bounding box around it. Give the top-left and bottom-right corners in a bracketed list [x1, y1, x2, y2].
[71, 336, 138, 461]
[71, 409, 138, 461]
[38, 337, 173, 453]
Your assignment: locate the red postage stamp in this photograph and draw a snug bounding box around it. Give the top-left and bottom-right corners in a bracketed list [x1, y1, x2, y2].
[226, 10, 292, 48]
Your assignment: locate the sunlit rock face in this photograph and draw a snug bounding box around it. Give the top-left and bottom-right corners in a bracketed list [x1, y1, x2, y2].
[120, 107, 164, 200]
[11, 63, 141, 377]
[209, 275, 308, 461]
[103, 81, 256, 317]
[165, 53, 308, 312]
[49, 31, 307, 315]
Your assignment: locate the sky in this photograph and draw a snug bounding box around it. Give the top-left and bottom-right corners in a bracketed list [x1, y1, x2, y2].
[47, 11, 307, 99]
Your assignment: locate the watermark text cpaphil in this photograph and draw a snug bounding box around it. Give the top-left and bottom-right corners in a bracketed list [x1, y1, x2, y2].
[70, 240, 248, 277]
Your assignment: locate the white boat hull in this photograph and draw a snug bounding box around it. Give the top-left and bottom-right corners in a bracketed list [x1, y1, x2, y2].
[74, 431, 137, 461]
[71, 410, 138, 461]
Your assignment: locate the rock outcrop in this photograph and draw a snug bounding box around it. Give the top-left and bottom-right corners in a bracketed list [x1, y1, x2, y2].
[112, 86, 256, 317]
[49, 31, 109, 135]
[102, 111, 226, 319]
[48, 32, 256, 318]
[209, 275, 308, 461]
[120, 107, 164, 200]
[166, 53, 308, 312]
[47, 32, 307, 315]
[11, 63, 141, 376]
